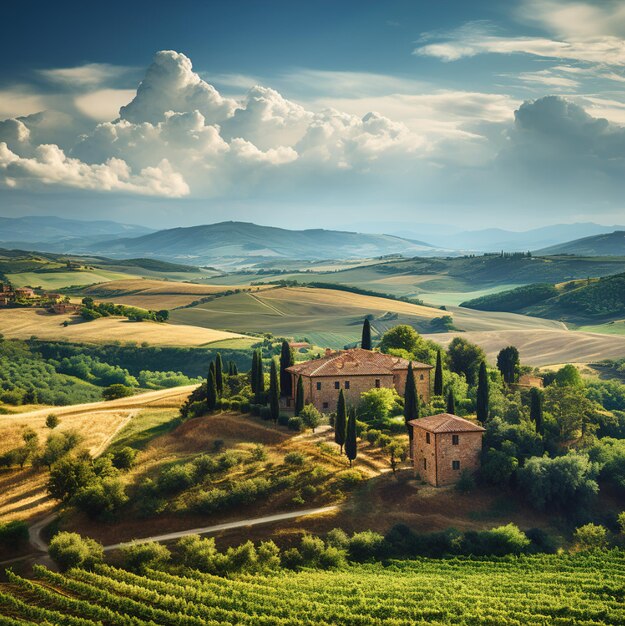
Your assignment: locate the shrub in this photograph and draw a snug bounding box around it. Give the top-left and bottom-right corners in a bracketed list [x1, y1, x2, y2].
[260, 406, 272, 421]
[366, 429, 382, 446]
[336, 469, 363, 488]
[0, 520, 29, 553]
[277, 413, 290, 427]
[193, 454, 218, 478]
[326, 528, 349, 549]
[526, 528, 558, 554]
[74, 477, 128, 520]
[240, 401, 250, 413]
[111, 446, 137, 470]
[348, 531, 388, 561]
[212, 439, 225, 453]
[121, 541, 171, 572]
[45, 413, 59, 429]
[288, 416, 304, 432]
[219, 451, 240, 470]
[618, 511, 625, 536]
[251, 444, 267, 462]
[102, 384, 134, 400]
[300, 404, 322, 432]
[284, 451, 306, 466]
[49, 532, 104, 571]
[574, 523, 608, 550]
[463, 524, 530, 556]
[157, 463, 196, 494]
[455, 470, 475, 493]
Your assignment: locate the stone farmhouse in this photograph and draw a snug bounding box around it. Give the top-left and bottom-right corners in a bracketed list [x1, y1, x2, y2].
[285, 347, 432, 412]
[409, 413, 485, 487]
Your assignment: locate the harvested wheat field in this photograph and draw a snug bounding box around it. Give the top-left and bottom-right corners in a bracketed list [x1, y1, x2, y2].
[82, 279, 270, 309]
[0, 308, 244, 346]
[426, 328, 625, 366]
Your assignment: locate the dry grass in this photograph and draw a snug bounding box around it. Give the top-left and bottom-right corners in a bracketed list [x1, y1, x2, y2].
[83, 279, 271, 309]
[0, 386, 196, 522]
[0, 308, 245, 346]
[426, 328, 625, 366]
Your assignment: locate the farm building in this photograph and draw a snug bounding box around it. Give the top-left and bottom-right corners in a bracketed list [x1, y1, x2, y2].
[516, 374, 544, 389]
[285, 347, 432, 412]
[409, 413, 485, 487]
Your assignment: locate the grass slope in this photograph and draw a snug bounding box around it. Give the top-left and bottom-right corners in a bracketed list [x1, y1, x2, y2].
[537, 230, 625, 256]
[0, 309, 244, 346]
[170, 286, 444, 348]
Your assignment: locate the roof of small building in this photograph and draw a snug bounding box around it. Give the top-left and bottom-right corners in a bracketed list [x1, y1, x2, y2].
[286, 347, 432, 378]
[408, 413, 485, 434]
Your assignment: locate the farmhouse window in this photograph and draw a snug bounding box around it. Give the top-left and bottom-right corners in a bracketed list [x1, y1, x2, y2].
[420, 374, 424, 380]
[345, 381, 350, 389]
[375, 379, 381, 388]
[452, 460, 460, 470]
[452, 435, 459, 445]
[426, 433, 431, 444]
[323, 402, 329, 409]
[334, 381, 340, 390]
[423, 459, 427, 470]
[316, 382, 322, 390]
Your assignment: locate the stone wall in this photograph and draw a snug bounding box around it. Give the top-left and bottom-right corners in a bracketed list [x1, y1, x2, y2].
[412, 427, 483, 487]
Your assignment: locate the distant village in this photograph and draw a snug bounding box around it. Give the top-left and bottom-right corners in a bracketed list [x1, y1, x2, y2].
[0, 282, 81, 314]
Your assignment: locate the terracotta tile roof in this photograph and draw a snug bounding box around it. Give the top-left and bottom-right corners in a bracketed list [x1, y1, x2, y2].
[286, 348, 432, 377]
[408, 413, 485, 433]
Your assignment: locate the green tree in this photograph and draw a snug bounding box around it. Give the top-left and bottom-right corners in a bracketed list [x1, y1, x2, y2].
[446, 389, 456, 414]
[295, 375, 304, 416]
[250, 349, 258, 394]
[102, 384, 134, 400]
[45, 413, 59, 429]
[434, 349, 443, 396]
[279, 340, 294, 397]
[361, 318, 372, 350]
[555, 364, 583, 387]
[229, 361, 238, 376]
[215, 353, 223, 396]
[447, 337, 486, 386]
[300, 404, 322, 432]
[206, 366, 217, 411]
[386, 441, 406, 474]
[269, 358, 280, 423]
[476, 361, 489, 422]
[335, 389, 347, 453]
[345, 408, 357, 467]
[255, 349, 265, 404]
[543, 385, 596, 442]
[497, 346, 520, 384]
[403, 363, 419, 448]
[49, 532, 104, 571]
[359, 387, 400, 422]
[530, 387, 544, 434]
[379, 325, 436, 363]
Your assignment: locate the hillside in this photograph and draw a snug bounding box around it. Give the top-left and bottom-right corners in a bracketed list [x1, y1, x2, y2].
[170, 285, 446, 348]
[87, 221, 451, 265]
[461, 272, 625, 324]
[537, 231, 625, 256]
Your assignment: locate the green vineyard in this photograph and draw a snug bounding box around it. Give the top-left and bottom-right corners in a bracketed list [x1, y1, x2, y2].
[2, 550, 625, 625]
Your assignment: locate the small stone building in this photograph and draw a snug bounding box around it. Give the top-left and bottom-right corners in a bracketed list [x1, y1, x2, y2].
[286, 348, 432, 412]
[516, 374, 544, 389]
[409, 413, 485, 487]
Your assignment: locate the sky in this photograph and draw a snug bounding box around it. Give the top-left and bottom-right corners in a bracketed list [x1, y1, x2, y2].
[1, 0, 625, 231]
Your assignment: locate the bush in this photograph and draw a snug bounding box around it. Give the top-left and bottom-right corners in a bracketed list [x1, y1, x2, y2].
[526, 528, 558, 554]
[348, 531, 388, 561]
[74, 477, 128, 520]
[574, 523, 608, 550]
[49, 532, 104, 571]
[284, 451, 306, 466]
[157, 464, 196, 494]
[277, 413, 290, 427]
[300, 404, 322, 432]
[240, 401, 250, 413]
[121, 541, 171, 572]
[455, 469, 475, 493]
[260, 406, 272, 421]
[336, 469, 363, 488]
[366, 429, 382, 446]
[288, 416, 304, 432]
[45, 413, 59, 429]
[102, 384, 134, 400]
[0, 520, 29, 553]
[251, 444, 267, 462]
[111, 446, 137, 470]
[192, 454, 218, 478]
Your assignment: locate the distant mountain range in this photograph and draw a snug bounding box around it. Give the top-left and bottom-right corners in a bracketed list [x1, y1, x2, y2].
[1, 216, 624, 266]
[536, 231, 625, 256]
[0, 216, 154, 249]
[87, 221, 452, 265]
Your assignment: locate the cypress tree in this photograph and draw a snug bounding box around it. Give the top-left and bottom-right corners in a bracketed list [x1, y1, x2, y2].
[215, 353, 223, 396]
[403, 363, 419, 449]
[530, 387, 543, 435]
[345, 407, 357, 467]
[476, 361, 489, 422]
[434, 349, 443, 396]
[250, 351, 258, 394]
[232, 362, 238, 375]
[295, 375, 304, 416]
[206, 367, 217, 411]
[279, 340, 294, 397]
[446, 389, 456, 414]
[335, 389, 347, 453]
[361, 318, 372, 350]
[255, 350, 265, 404]
[269, 358, 280, 423]
[208, 361, 215, 385]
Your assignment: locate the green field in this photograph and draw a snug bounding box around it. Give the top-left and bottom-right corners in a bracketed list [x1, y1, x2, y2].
[577, 320, 625, 336]
[3, 551, 624, 625]
[6, 269, 140, 290]
[169, 286, 443, 348]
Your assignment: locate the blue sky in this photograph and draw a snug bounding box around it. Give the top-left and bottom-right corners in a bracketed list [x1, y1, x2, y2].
[1, 0, 624, 231]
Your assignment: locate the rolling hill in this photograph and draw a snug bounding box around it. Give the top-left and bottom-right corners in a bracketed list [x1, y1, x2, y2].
[88, 221, 452, 265]
[537, 230, 625, 256]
